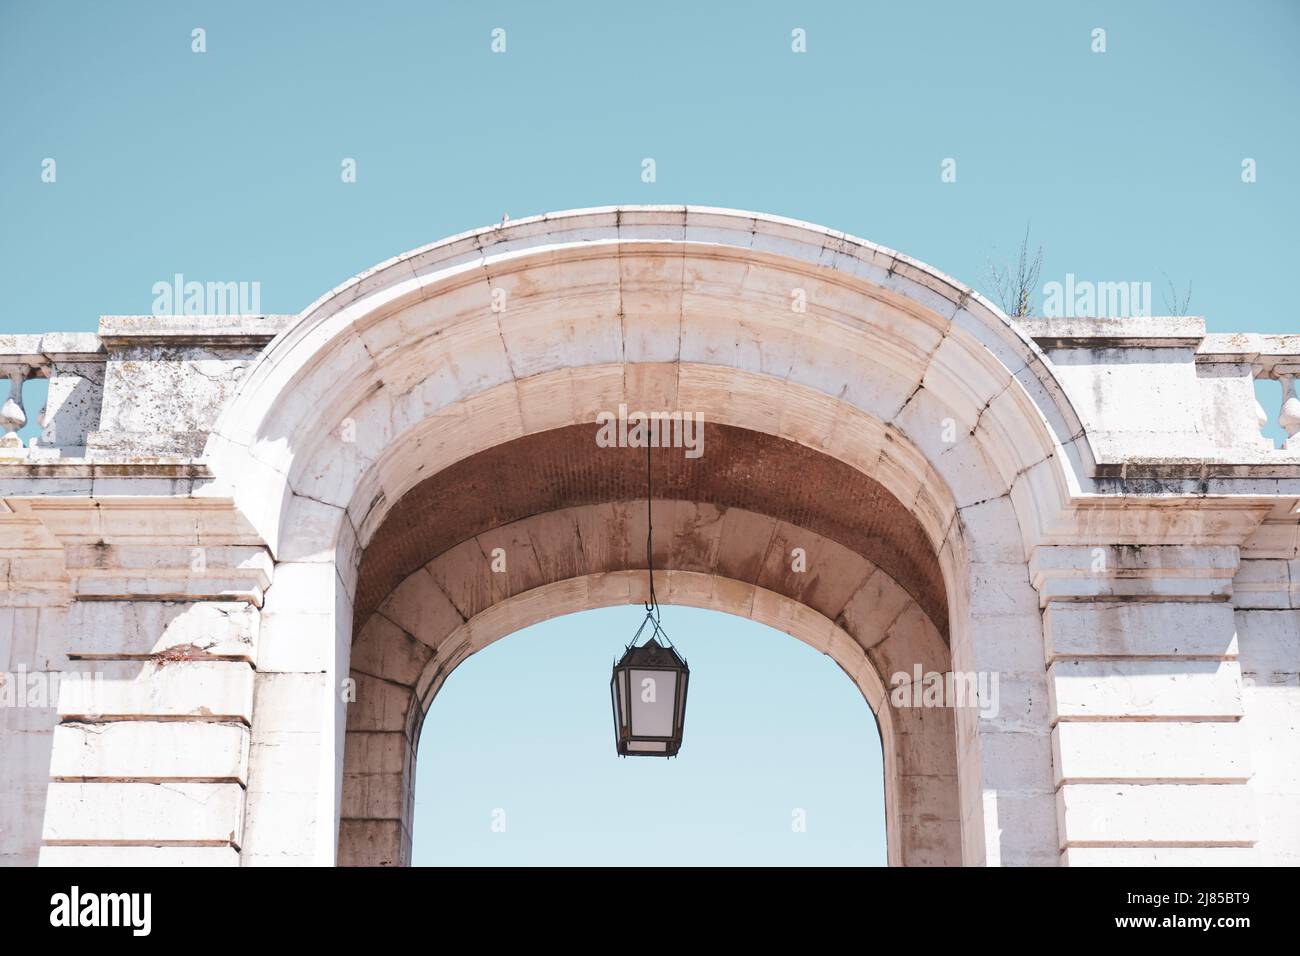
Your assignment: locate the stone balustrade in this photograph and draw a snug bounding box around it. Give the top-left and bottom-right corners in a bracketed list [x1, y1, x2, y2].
[1014, 317, 1300, 462]
[0, 316, 292, 461]
[0, 334, 102, 457]
[5, 315, 1295, 470]
[1196, 331, 1300, 448]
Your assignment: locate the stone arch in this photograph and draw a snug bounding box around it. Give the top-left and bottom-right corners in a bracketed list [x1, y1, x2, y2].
[204, 207, 1073, 866]
[341, 424, 957, 866]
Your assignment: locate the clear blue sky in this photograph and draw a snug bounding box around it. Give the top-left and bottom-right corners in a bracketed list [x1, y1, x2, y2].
[2, 1, 1296, 864]
[414, 607, 885, 866]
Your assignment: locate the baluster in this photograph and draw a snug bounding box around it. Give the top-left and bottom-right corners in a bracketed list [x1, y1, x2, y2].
[1277, 372, 1300, 449]
[0, 365, 29, 449]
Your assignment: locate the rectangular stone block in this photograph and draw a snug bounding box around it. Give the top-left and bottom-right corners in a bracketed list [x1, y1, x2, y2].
[980, 790, 1062, 866]
[337, 818, 408, 867]
[0, 698, 59, 733]
[1235, 608, 1300, 676]
[343, 730, 409, 775]
[1052, 721, 1250, 784]
[342, 771, 407, 822]
[1056, 783, 1256, 847]
[246, 732, 320, 794]
[239, 790, 318, 858]
[1062, 846, 1257, 866]
[40, 358, 104, 454]
[1044, 602, 1238, 661]
[66, 545, 272, 603]
[966, 561, 1040, 618]
[1029, 545, 1237, 604]
[1251, 791, 1300, 865]
[1, 604, 67, 671]
[42, 782, 244, 845]
[256, 607, 334, 673]
[50, 720, 249, 781]
[56, 660, 255, 721]
[345, 672, 414, 734]
[39, 845, 240, 866]
[896, 816, 962, 866]
[251, 671, 329, 733]
[973, 730, 1056, 792]
[975, 672, 1053, 734]
[66, 600, 257, 661]
[0, 780, 51, 863]
[1231, 559, 1293, 609]
[0, 729, 55, 782]
[1239, 667, 1300, 795]
[1049, 660, 1243, 720]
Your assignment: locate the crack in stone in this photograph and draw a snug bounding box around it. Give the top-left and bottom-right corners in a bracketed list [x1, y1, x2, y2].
[888, 324, 953, 426]
[289, 487, 344, 511]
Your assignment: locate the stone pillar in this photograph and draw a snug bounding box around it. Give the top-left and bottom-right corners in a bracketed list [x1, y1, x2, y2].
[0, 512, 70, 866]
[1031, 544, 1256, 865]
[239, 560, 347, 867]
[39, 335, 106, 457]
[37, 532, 270, 866]
[1231, 554, 1300, 865]
[953, 526, 1060, 867]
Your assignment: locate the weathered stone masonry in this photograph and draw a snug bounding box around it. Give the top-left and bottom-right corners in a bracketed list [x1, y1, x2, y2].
[1, 207, 1296, 866]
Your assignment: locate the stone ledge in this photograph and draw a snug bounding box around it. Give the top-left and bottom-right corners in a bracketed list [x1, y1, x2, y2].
[0, 460, 212, 481]
[1094, 459, 1300, 481]
[0, 332, 104, 363]
[98, 314, 296, 348]
[4, 453, 1300, 489]
[1014, 320, 1300, 376]
[86, 430, 213, 458]
[1014, 316, 1207, 349]
[1199, 333, 1300, 374]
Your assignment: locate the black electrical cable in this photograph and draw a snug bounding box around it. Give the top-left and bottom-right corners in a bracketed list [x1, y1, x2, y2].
[639, 434, 673, 647]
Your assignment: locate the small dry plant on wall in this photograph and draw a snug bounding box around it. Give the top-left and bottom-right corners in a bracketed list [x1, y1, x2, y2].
[1162, 273, 1193, 315]
[985, 224, 1044, 318]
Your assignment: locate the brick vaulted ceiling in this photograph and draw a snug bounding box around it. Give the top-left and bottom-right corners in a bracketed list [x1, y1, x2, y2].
[353, 422, 947, 640]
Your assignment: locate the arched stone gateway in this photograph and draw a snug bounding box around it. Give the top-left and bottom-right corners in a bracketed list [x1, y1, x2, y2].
[1, 207, 1296, 866]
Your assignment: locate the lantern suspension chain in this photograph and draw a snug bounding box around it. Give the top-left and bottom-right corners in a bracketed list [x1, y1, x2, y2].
[641, 436, 675, 647]
[645, 437, 657, 616]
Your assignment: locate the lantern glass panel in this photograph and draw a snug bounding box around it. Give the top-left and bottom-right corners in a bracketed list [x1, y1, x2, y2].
[627, 740, 668, 753]
[628, 668, 677, 738]
[613, 669, 630, 735]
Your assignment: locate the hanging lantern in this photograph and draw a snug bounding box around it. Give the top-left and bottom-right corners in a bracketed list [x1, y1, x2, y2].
[611, 626, 689, 757]
[609, 439, 689, 757]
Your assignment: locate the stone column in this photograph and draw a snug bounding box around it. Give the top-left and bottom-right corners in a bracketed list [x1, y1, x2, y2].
[1031, 544, 1256, 865]
[0, 511, 70, 866]
[1231, 553, 1300, 865]
[37, 525, 270, 866]
[39, 334, 106, 456]
[239, 560, 348, 867]
[953, 527, 1061, 867]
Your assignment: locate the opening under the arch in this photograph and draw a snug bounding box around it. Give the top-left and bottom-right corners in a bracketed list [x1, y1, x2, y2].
[410, 605, 887, 866]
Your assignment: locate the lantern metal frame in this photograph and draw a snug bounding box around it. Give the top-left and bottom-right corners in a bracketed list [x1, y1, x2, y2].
[610, 614, 690, 757]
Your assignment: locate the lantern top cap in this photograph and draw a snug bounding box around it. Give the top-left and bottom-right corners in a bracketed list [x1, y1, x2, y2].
[616, 636, 687, 669]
